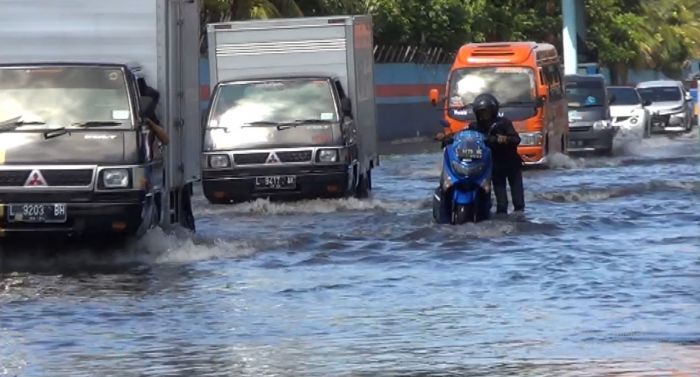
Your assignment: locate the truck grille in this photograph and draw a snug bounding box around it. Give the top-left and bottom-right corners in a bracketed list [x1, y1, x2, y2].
[233, 153, 269, 165]
[570, 126, 592, 132]
[0, 169, 93, 187]
[233, 150, 313, 165]
[0, 170, 32, 186]
[277, 150, 312, 163]
[42, 169, 93, 186]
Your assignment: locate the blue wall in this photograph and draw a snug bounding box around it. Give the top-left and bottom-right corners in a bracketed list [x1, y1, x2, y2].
[199, 59, 699, 141]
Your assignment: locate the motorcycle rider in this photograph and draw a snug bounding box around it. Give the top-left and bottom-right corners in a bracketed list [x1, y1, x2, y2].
[469, 93, 524, 215]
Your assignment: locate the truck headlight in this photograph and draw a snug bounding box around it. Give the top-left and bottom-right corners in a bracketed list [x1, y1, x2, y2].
[317, 149, 339, 163]
[103, 169, 130, 189]
[208, 154, 230, 168]
[593, 120, 612, 130]
[519, 132, 543, 146]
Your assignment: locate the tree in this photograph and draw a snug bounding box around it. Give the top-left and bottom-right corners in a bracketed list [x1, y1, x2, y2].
[200, 0, 303, 52]
[637, 0, 700, 78]
[583, 0, 647, 84]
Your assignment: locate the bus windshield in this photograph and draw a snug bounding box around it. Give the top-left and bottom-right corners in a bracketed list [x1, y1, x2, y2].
[448, 67, 536, 108]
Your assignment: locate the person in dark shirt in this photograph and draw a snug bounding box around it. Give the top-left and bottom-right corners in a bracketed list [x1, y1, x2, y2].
[468, 93, 525, 215]
[136, 76, 169, 146]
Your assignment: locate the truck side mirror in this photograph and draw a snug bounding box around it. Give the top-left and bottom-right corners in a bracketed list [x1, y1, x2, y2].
[609, 94, 616, 105]
[341, 97, 352, 116]
[642, 99, 652, 107]
[429, 88, 440, 106]
[535, 95, 546, 107]
[685, 92, 693, 102]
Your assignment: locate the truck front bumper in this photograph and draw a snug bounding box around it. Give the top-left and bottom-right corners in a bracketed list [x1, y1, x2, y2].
[568, 125, 616, 152]
[0, 191, 148, 237]
[202, 165, 351, 203]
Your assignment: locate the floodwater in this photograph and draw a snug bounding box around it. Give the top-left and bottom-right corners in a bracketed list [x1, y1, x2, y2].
[1, 130, 699, 376]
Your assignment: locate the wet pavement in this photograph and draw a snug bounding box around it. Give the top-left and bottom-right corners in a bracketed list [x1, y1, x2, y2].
[1, 131, 699, 376]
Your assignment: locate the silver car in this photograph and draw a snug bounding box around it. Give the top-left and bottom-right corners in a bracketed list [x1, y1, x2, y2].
[636, 80, 694, 132]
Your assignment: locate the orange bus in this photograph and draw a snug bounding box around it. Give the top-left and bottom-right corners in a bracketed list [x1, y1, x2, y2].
[430, 42, 568, 166]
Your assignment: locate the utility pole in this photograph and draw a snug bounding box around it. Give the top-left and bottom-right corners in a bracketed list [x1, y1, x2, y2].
[562, 0, 578, 74]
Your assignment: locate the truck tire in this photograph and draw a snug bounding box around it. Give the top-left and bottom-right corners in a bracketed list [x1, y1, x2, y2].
[355, 170, 371, 199]
[135, 196, 159, 239]
[180, 184, 196, 232]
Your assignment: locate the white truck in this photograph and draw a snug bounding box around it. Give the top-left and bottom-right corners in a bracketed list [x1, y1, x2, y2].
[202, 16, 378, 203]
[0, 0, 201, 238]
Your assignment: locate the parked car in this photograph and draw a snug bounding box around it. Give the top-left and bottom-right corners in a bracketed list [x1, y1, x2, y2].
[564, 74, 616, 155]
[608, 86, 652, 138]
[636, 80, 694, 133]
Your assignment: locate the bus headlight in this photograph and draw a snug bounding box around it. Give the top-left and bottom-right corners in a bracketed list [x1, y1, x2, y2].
[519, 132, 543, 146]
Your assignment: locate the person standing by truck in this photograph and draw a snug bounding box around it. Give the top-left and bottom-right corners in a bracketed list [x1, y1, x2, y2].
[129, 63, 169, 145]
[132, 67, 196, 232]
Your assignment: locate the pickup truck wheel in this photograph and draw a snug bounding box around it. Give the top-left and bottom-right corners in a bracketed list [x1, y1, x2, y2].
[354, 170, 371, 199]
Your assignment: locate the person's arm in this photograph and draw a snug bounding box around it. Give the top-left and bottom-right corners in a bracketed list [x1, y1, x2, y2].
[141, 86, 160, 120]
[145, 118, 169, 145]
[496, 120, 521, 145]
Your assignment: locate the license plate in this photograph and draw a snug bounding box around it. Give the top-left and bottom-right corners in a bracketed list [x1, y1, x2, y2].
[7, 203, 67, 223]
[255, 176, 296, 190]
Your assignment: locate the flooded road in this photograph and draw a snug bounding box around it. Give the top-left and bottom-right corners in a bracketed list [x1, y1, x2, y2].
[1, 132, 699, 376]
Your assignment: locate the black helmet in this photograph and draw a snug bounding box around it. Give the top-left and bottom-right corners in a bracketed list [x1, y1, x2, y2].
[472, 93, 499, 120]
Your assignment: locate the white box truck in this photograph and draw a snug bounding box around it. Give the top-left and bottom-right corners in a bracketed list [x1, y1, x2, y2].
[0, 0, 201, 238]
[202, 16, 378, 203]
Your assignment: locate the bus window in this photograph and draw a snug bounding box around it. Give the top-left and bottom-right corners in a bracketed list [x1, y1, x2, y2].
[449, 66, 537, 107]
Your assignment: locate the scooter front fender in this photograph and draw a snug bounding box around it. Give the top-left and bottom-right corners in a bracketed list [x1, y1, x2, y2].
[453, 188, 476, 205]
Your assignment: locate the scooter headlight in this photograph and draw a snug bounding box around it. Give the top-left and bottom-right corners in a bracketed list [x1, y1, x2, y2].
[450, 160, 484, 177]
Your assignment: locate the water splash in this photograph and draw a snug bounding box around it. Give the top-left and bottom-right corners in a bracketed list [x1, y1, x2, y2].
[197, 197, 425, 216]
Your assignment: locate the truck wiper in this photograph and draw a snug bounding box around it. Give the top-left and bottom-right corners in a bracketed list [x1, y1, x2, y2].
[500, 101, 535, 107]
[276, 119, 332, 131]
[0, 118, 47, 132]
[244, 121, 280, 127]
[71, 121, 122, 128]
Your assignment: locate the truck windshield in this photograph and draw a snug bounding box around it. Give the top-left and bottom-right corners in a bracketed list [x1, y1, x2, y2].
[0, 67, 132, 129]
[448, 67, 536, 107]
[637, 87, 682, 103]
[565, 80, 606, 108]
[209, 79, 338, 129]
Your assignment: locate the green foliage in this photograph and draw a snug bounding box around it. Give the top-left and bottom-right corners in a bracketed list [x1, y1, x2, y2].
[199, 0, 700, 78]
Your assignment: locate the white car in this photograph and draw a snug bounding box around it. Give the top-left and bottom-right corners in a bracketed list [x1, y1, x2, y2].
[637, 80, 694, 133]
[608, 86, 652, 138]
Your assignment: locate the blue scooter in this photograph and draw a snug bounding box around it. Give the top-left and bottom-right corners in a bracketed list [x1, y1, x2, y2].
[433, 120, 493, 224]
